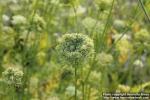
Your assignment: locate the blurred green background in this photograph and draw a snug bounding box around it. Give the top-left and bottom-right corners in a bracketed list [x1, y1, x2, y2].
[0, 0, 150, 100]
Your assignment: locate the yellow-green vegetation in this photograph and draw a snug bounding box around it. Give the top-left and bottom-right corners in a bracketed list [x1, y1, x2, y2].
[0, 0, 150, 100]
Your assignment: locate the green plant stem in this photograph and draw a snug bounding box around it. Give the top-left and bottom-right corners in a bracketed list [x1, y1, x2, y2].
[0, 7, 3, 32]
[81, 67, 85, 100]
[16, 90, 22, 100]
[83, 57, 96, 99]
[83, 66, 92, 100]
[25, 0, 39, 43]
[82, 82, 85, 100]
[87, 86, 91, 100]
[106, 2, 140, 53]
[101, 0, 115, 51]
[107, 0, 150, 53]
[75, 66, 77, 100]
[90, 7, 102, 37]
[138, 0, 150, 23]
[71, 4, 79, 33]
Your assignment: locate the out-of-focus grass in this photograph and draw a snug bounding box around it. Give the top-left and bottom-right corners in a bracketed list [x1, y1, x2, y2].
[0, 0, 150, 100]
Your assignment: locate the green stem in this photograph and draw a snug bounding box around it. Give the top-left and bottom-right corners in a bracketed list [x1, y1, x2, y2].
[87, 86, 91, 100]
[75, 66, 77, 100]
[106, 2, 140, 53]
[71, 3, 79, 33]
[25, 0, 39, 43]
[101, 0, 115, 51]
[81, 67, 85, 100]
[138, 0, 150, 23]
[16, 90, 22, 100]
[82, 82, 85, 100]
[83, 57, 96, 99]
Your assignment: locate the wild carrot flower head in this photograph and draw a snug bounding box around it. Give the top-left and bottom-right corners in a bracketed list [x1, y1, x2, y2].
[2, 67, 23, 87]
[89, 71, 101, 86]
[96, 52, 113, 66]
[133, 59, 144, 68]
[113, 19, 126, 31]
[134, 29, 150, 42]
[56, 33, 94, 66]
[116, 40, 133, 63]
[32, 14, 46, 31]
[11, 15, 27, 25]
[65, 85, 81, 97]
[117, 85, 130, 92]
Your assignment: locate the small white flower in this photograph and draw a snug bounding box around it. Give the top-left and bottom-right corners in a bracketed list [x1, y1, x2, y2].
[113, 19, 126, 30]
[134, 29, 150, 42]
[133, 59, 144, 68]
[65, 85, 81, 97]
[96, 52, 113, 66]
[2, 14, 10, 23]
[12, 15, 27, 25]
[2, 67, 23, 87]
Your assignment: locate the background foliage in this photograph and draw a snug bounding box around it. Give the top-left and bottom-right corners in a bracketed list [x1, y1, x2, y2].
[0, 0, 150, 100]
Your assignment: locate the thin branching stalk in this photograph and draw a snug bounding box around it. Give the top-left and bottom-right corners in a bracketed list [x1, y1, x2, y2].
[138, 0, 150, 23]
[90, 8, 102, 37]
[87, 86, 91, 100]
[101, 0, 115, 50]
[0, 7, 3, 32]
[106, 2, 140, 53]
[16, 88, 22, 100]
[24, 0, 39, 43]
[22, 1, 39, 98]
[71, 3, 79, 33]
[83, 56, 96, 99]
[81, 66, 85, 100]
[82, 83, 85, 100]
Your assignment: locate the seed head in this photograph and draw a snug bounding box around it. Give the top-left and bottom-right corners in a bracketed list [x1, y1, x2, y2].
[134, 29, 150, 42]
[56, 33, 94, 66]
[2, 67, 23, 87]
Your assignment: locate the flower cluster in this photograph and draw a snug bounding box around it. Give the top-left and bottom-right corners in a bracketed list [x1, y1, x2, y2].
[134, 29, 150, 42]
[116, 40, 133, 63]
[56, 33, 94, 66]
[113, 19, 126, 31]
[133, 29, 150, 52]
[2, 67, 23, 87]
[65, 85, 81, 97]
[96, 52, 113, 67]
[116, 85, 130, 92]
[32, 14, 46, 32]
[133, 59, 143, 68]
[11, 15, 27, 25]
[88, 71, 101, 86]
